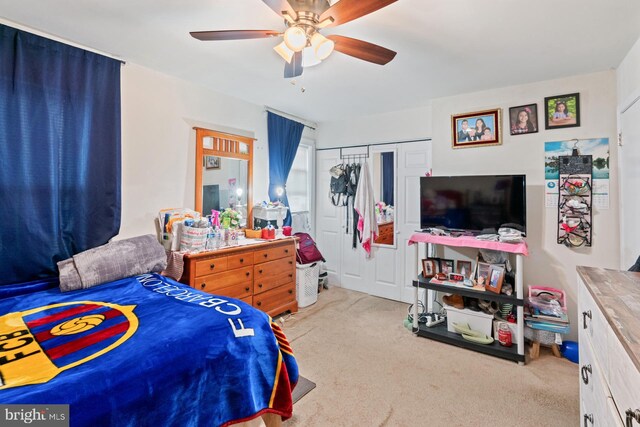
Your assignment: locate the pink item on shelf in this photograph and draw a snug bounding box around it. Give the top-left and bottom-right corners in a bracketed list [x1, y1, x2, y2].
[407, 233, 529, 256]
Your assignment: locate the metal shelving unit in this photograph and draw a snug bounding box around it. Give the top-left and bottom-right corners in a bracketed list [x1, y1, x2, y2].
[409, 233, 528, 364]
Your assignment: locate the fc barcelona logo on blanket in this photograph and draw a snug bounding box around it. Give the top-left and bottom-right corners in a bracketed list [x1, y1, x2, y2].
[0, 301, 138, 389]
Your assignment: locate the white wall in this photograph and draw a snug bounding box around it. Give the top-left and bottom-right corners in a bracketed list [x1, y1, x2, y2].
[119, 63, 315, 239]
[431, 70, 619, 341]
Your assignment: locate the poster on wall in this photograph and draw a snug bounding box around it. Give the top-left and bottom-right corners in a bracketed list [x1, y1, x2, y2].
[544, 138, 609, 209]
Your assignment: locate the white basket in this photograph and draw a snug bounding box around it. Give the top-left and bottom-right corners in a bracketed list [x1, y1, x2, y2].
[296, 262, 320, 308]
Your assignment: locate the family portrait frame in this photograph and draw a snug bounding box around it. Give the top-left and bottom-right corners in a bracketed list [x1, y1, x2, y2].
[205, 155, 221, 170]
[544, 93, 580, 130]
[486, 265, 505, 294]
[509, 103, 539, 136]
[451, 108, 502, 149]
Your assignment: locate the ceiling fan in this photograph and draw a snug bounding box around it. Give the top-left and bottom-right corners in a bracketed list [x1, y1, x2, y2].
[190, 0, 398, 78]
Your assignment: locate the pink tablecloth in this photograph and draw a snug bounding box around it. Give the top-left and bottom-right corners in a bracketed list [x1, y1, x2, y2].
[408, 233, 529, 256]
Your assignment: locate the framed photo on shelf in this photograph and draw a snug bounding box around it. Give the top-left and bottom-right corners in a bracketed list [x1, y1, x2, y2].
[422, 259, 438, 279]
[456, 260, 473, 279]
[509, 103, 538, 135]
[451, 108, 502, 149]
[439, 259, 455, 274]
[205, 155, 221, 170]
[487, 265, 505, 294]
[476, 262, 492, 286]
[544, 93, 580, 129]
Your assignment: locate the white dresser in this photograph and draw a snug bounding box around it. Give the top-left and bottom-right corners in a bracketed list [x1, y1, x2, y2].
[578, 267, 640, 427]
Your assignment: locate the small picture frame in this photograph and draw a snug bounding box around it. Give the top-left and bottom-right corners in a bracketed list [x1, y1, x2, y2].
[205, 155, 221, 170]
[456, 260, 473, 279]
[422, 259, 438, 279]
[439, 259, 455, 275]
[451, 108, 502, 149]
[476, 262, 492, 287]
[509, 103, 538, 135]
[487, 265, 505, 294]
[544, 93, 580, 129]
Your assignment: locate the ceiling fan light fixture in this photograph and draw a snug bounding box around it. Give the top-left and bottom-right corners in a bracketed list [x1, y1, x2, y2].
[274, 41, 294, 63]
[283, 26, 307, 52]
[311, 32, 334, 60]
[302, 46, 321, 68]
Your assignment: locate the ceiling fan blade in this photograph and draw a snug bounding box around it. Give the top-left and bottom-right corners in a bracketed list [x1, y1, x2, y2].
[327, 35, 396, 65]
[284, 51, 303, 78]
[190, 30, 280, 41]
[262, 0, 297, 18]
[319, 0, 397, 28]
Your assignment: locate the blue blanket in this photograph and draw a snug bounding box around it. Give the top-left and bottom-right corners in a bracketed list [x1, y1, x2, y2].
[0, 273, 298, 426]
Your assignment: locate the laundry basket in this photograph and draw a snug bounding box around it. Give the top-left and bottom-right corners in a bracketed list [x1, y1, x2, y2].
[296, 262, 320, 308]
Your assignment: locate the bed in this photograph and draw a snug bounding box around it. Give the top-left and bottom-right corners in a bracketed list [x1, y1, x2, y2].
[0, 273, 298, 426]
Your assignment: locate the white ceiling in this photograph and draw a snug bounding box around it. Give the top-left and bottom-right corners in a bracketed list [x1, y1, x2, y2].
[1, 0, 639, 123]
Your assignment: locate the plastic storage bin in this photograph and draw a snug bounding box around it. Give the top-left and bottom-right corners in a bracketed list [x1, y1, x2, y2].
[296, 262, 320, 308]
[444, 304, 494, 337]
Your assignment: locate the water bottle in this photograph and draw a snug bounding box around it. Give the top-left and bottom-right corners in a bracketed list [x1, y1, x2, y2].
[205, 227, 215, 251]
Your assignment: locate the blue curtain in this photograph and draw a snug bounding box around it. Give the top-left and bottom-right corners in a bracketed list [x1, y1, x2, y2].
[381, 152, 394, 206]
[0, 24, 122, 286]
[267, 112, 305, 227]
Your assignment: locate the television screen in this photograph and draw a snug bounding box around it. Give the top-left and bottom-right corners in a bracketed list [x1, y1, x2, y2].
[420, 175, 526, 234]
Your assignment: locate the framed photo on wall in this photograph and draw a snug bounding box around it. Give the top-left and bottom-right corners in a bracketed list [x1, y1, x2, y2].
[205, 155, 221, 170]
[509, 103, 538, 135]
[451, 108, 502, 149]
[544, 93, 580, 129]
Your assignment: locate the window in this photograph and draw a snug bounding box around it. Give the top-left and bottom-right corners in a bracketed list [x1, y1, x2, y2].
[287, 143, 312, 213]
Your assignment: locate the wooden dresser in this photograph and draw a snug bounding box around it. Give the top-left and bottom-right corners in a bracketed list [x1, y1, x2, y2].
[577, 266, 640, 427]
[180, 238, 298, 317]
[374, 221, 394, 245]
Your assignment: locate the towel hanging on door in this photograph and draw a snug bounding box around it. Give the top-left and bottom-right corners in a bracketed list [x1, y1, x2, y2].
[354, 162, 378, 257]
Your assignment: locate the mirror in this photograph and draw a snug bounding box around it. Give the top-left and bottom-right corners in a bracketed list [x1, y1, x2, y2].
[372, 149, 396, 247]
[195, 128, 253, 228]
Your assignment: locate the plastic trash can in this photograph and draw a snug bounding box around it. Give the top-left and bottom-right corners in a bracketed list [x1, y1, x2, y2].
[296, 262, 320, 307]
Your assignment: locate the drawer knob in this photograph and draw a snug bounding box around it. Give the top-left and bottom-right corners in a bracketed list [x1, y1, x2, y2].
[625, 409, 640, 427]
[259, 269, 263, 274]
[200, 283, 206, 290]
[258, 284, 263, 288]
[263, 254, 268, 258]
[580, 364, 592, 385]
[209, 264, 215, 270]
[288, 289, 293, 294]
[246, 272, 250, 277]
[257, 301, 262, 306]
[245, 287, 250, 292]
[584, 413, 593, 427]
[289, 261, 293, 265]
[582, 310, 592, 329]
[285, 249, 289, 253]
[240, 258, 244, 263]
[289, 274, 293, 278]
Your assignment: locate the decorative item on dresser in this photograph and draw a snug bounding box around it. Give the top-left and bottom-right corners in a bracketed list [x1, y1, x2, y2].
[181, 238, 298, 317]
[577, 266, 640, 426]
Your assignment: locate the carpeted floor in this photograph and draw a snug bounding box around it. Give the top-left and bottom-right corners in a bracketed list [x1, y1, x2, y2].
[279, 287, 579, 426]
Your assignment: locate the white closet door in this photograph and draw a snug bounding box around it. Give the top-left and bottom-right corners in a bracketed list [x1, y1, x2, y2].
[397, 141, 433, 303]
[315, 149, 342, 286]
[620, 99, 640, 269]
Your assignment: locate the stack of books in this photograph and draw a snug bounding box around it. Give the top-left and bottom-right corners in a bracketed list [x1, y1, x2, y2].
[525, 306, 570, 334]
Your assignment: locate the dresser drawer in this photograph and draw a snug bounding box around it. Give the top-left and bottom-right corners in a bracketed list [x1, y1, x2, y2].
[253, 282, 295, 314]
[208, 282, 253, 301]
[239, 295, 253, 306]
[580, 335, 610, 425]
[579, 280, 609, 374]
[196, 266, 253, 293]
[254, 244, 294, 263]
[227, 252, 253, 270]
[195, 257, 228, 277]
[607, 327, 640, 426]
[255, 271, 295, 295]
[254, 257, 295, 280]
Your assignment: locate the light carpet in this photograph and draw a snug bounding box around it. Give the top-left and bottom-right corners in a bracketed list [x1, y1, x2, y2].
[280, 287, 579, 427]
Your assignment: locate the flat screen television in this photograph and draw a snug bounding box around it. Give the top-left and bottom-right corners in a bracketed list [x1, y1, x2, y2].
[420, 175, 526, 235]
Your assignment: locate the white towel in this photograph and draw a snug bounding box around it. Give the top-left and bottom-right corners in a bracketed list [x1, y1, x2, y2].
[354, 162, 378, 256]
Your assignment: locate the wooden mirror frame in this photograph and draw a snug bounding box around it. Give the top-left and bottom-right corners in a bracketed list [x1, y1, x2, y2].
[194, 127, 254, 228]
